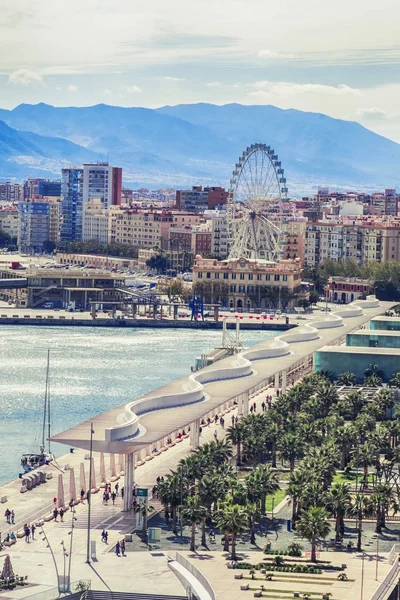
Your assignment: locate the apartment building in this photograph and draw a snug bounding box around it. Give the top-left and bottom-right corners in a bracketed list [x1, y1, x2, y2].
[113, 210, 163, 248]
[82, 199, 121, 244]
[0, 206, 18, 239]
[24, 179, 61, 199]
[83, 163, 122, 209]
[0, 182, 23, 203]
[305, 218, 400, 267]
[18, 202, 50, 252]
[175, 186, 228, 211]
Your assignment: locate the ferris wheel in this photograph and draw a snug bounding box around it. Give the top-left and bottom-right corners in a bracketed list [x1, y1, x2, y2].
[227, 143, 288, 262]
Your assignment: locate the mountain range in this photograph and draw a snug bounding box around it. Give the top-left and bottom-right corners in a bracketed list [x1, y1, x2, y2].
[0, 102, 399, 193]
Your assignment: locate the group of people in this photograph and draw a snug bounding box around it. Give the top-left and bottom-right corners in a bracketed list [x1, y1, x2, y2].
[4, 508, 15, 524]
[23, 523, 35, 542]
[115, 538, 126, 556]
[102, 483, 119, 506]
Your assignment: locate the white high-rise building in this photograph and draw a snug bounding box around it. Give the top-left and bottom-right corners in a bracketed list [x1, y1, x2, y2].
[82, 163, 122, 211]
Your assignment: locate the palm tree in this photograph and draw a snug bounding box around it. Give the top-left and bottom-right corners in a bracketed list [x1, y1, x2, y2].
[351, 442, 378, 483]
[371, 484, 394, 533]
[278, 432, 305, 472]
[287, 469, 311, 529]
[327, 483, 351, 541]
[350, 493, 373, 551]
[364, 374, 384, 387]
[337, 372, 357, 386]
[134, 501, 155, 541]
[364, 364, 385, 381]
[216, 504, 248, 560]
[226, 422, 246, 466]
[197, 440, 232, 468]
[198, 474, 224, 546]
[247, 502, 262, 544]
[157, 474, 183, 535]
[246, 465, 279, 512]
[296, 506, 331, 562]
[389, 372, 400, 389]
[181, 495, 207, 552]
[266, 422, 280, 467]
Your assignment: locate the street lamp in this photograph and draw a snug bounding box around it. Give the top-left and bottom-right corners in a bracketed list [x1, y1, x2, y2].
[86, 422, 94, 564]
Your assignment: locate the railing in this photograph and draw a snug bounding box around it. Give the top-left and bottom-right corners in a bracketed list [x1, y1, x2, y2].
[370, 553, 400, 600]
[175, 552, 215, 600]
[0, 501, 56, 539]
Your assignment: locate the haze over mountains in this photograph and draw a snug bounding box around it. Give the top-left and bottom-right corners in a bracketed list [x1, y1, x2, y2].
[0, 102, 399, 194]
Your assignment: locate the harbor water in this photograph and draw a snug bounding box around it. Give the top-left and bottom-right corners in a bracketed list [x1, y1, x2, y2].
[0, 325, 279, 484]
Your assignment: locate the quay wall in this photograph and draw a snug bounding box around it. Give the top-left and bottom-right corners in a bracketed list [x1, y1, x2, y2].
[0, 316, 294, 331]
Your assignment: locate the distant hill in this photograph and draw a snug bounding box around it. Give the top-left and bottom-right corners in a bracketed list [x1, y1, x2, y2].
[0, 102, 399, 192]
[0, 119, 100, 179]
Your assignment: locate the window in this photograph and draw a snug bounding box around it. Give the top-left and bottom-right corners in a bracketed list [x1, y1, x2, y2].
[231, 273, 236, 279]
[240, 273, 245, 280]
[198, 272, 203, 279]
[283, 275, 288, 282]
[223, 273, 228, 279]
[257, 274, 262, 281]
[206, 272, 211, 279]
[239, 285, 245, 293]
[248, 273, 253, 280]
[230, 284, 236, 293]
[274, 274, 280, 281]
[214, 273, 219, 279]
[266, 274, 270, 281]
[247, 285, 254, 293]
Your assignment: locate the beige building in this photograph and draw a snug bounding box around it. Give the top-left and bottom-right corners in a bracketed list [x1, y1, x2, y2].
[82, 199, 120, 244]
[0, 207, 19, 239]
[192, 256, 303, 311]
[305, 218, 400, 267]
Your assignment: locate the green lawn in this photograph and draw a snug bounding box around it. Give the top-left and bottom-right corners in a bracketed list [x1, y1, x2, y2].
[333, 472, 374, 484]
[265, 489, 287, 511]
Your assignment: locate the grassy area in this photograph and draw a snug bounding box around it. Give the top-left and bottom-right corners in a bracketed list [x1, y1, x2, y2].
[266, 489, 287, 511]
[333, 472, 374, 484]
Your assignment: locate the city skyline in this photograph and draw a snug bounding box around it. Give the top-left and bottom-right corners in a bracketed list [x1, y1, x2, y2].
[0, 0, 399, 141]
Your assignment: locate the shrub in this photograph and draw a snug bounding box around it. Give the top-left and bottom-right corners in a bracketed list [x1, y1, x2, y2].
[287, 542, 303, 557]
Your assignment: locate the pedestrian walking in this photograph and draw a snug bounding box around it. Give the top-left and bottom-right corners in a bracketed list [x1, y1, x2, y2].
[105, 531, 108, 544]
[220, 417, 224, 428]
[101, 529, 106, 543]
[24, 525, 30, 543]
[231, 415, 235, 426]
[121, 538, 126, 556]
[11, 510, 15, 524]
[59, 507, 64, 522]
[5, 509, 10, 523]
[80, 488, 85, 504]
[111, 492, 116, 505]
[53, 508, 59, 522]
[69, 498, 74, 509]
[103, 491, 107, 505]
[214, 414, 218, 424]
[121, 487, 124, 500]
[214, 429, 218, 440]
[31, 523, 35, 540]
[115, 540, 120, 556]
[115, 482, 119, 495]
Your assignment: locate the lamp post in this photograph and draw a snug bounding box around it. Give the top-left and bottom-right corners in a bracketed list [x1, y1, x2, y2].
[86, 422, 94, 564]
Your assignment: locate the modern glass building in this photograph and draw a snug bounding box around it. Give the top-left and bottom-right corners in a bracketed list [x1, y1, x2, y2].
[60, 168, 84, 241]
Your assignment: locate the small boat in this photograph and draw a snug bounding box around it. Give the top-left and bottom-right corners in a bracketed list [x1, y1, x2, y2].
[20, 350, 54, 473]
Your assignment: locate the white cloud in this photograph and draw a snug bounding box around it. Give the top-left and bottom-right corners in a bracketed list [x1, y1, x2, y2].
[163, 76, 186, 81]
[206, 81, 222, 88]
[258, 49, 295, 59]
[248, 81, 361, 97]
[8, 69, 44, 85]
[103, 88, 112, 96]
[55, 86, 62, 91]
[67, 84, 78, 92]
[357, 107, 388, 120]
[124, 85, 142, 93]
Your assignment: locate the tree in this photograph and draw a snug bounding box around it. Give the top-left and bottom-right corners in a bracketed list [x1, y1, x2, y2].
[226, 423, 246, 466]
[216, 504, 248, 560]
[389, 372, 400, 389]
[181, 495, 207, 552]
[147, 253, 170, 274]
[198, 474, 224, 546]
[364, 375, 384, 387]
[351, 442, 379, 482]
[278, 432, 305, 472]
[245, 465, 279, 512]
[337, 372, 357, 386]
[309, 291, 319, 305]
[134, 501, 155, 541]
[42, 239, 57, 253]
[327, 483, 351, 541]
[157, 475, 183, 535]
[0, 229, 17, 249]
[371, 484, 394, 533]
[296, 506, 331, 562]
[364, 364, 385, 381]
[350, 494, 373, 551]
[288, 469, 311, 529]
[247, 502, 262, 544]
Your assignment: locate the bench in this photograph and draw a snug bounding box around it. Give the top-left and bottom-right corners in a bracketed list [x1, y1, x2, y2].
[1, 496, 7, 503]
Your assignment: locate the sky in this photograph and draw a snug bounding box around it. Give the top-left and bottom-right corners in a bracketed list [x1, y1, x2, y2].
[1, 0, 400, 141]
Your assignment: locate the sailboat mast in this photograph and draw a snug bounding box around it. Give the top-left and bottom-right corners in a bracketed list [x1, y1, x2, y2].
[42, 350, 50, 450]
